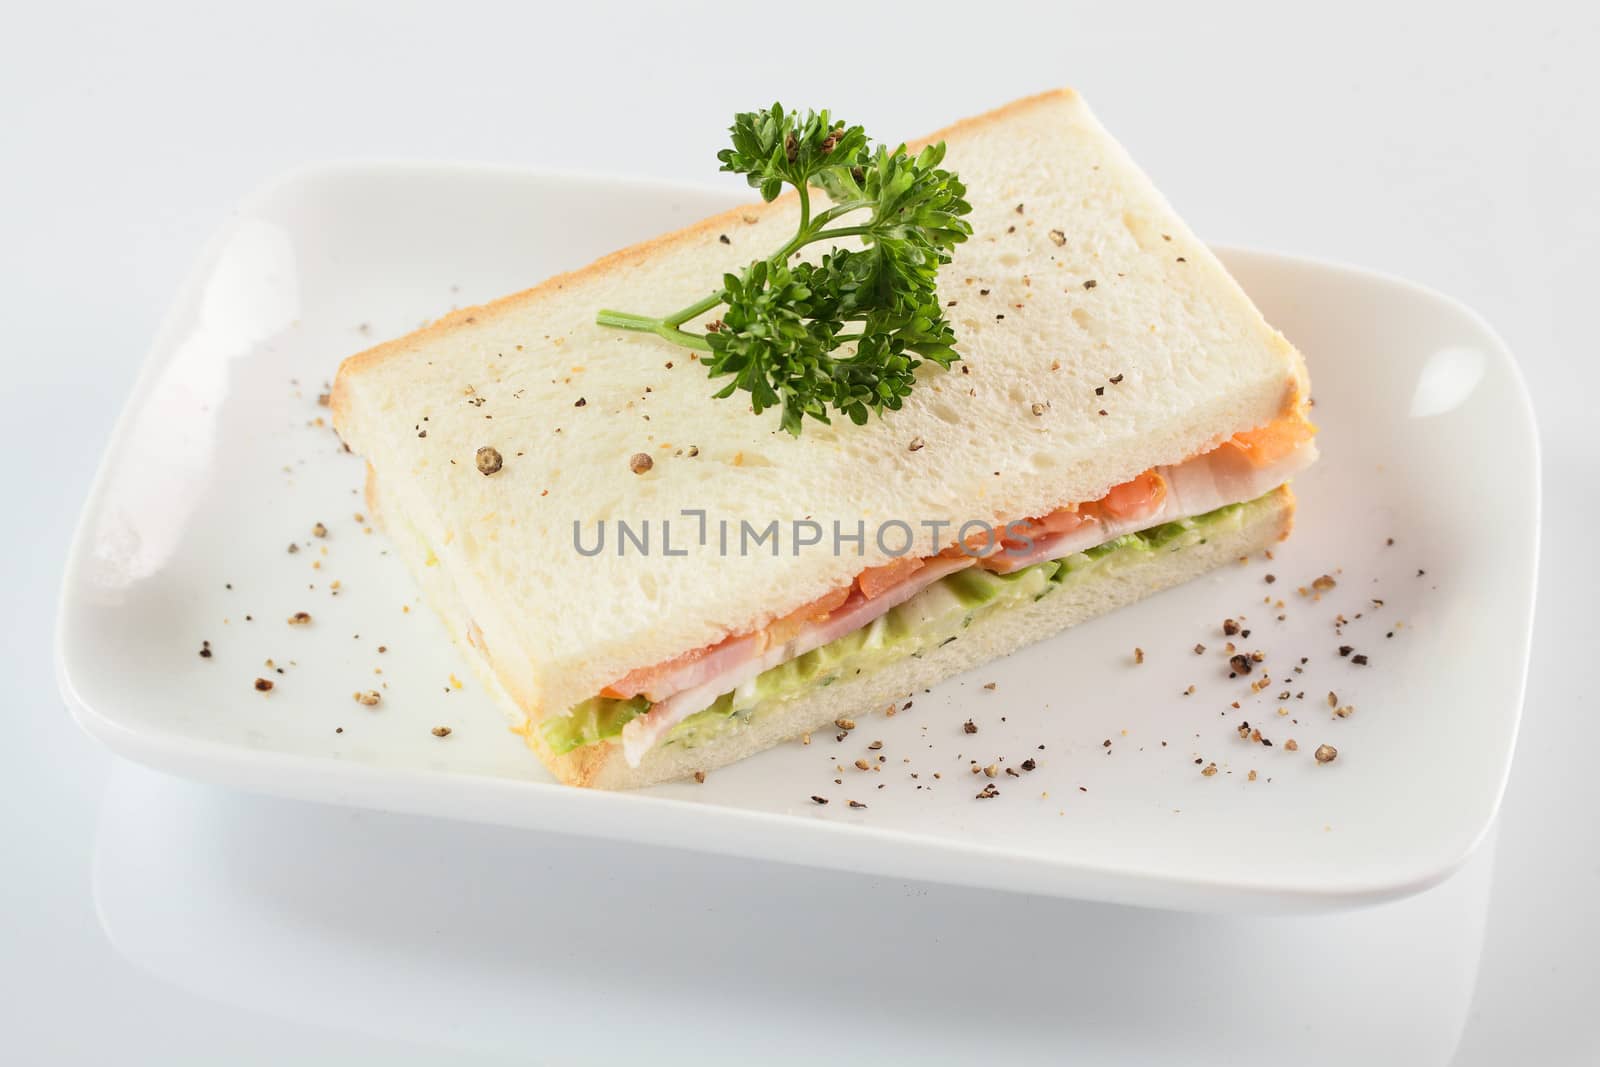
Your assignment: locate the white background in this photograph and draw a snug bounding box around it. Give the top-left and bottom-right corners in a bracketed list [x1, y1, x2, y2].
[4, 1, 1596, 1063]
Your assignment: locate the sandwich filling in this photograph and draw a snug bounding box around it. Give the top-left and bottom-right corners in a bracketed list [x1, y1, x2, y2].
[542, 413, 1316, 765]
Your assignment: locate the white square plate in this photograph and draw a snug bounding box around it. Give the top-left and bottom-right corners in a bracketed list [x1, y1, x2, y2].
[58, 164, 1538, 913]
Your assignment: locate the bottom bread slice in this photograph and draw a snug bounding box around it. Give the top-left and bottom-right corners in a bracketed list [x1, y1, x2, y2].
[367, 470, 1293, 790]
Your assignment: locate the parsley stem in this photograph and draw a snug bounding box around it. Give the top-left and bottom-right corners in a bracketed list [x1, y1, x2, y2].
[811, 225, 874, 241]
[594, 309, 713, 352]
[811, 199, 874, 227]
[615, 196, 873, 334]
[594, 309, 661, 331]
[661, 292, 724, 328]
[769, 219, 820, 264]
[651, 202, 841, 328]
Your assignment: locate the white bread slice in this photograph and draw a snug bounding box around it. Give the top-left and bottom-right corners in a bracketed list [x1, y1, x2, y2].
[332, 88, 1309, 749]
[370, 467, 1293, 789]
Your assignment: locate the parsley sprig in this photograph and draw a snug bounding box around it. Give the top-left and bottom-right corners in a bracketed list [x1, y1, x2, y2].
[595, 104, 973, 435]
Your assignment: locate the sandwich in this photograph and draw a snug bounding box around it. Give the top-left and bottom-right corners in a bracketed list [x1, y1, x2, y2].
[331, 88, 1315, 789]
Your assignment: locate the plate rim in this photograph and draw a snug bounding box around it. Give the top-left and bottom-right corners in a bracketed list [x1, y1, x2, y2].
[55, 160, 1541, 913]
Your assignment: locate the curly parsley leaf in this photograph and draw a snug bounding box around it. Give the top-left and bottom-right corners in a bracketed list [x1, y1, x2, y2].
[596, 104, 972, 435]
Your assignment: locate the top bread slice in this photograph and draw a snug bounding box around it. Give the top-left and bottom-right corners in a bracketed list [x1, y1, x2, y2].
[332, 88, 1308, 724]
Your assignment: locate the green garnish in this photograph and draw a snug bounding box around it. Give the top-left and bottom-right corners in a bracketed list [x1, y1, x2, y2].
[595, 104, 974, 435]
